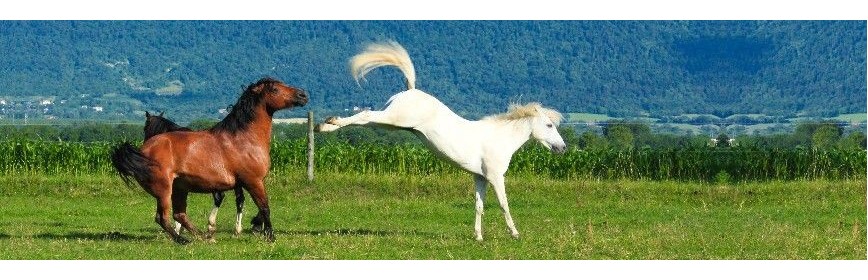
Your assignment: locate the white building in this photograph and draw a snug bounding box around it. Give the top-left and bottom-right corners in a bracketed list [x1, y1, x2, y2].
[93, 106, 104, 112]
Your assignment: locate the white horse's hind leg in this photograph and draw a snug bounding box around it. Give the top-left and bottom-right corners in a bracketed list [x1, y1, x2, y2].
[473, 174, 487, 241]
[488, 174, 519, 238]
[316, 122, 341, 132]
[326, 110, 396, 128]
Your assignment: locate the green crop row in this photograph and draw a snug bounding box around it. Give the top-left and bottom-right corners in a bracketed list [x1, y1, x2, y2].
[0, 139, 864, 181]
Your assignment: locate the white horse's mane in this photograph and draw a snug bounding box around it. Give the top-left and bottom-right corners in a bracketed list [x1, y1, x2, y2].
[483, 102, 564, 126]
[350, 41, 417, 90]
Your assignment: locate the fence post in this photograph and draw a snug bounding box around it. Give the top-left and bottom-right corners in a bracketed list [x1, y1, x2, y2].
[307, 110, 315, 182]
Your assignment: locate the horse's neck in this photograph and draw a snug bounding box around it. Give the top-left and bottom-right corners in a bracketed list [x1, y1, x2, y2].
[250, 109, 274, 144]
[228, 108, 274, 151]
[492, 119, 533, 155]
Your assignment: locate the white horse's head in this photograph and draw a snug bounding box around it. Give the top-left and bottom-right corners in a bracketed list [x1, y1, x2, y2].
[487, 102, 567, 154]
[529, 105, 567, 154]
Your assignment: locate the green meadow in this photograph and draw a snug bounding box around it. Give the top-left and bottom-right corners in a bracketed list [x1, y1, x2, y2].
[0, 171, 864, 259]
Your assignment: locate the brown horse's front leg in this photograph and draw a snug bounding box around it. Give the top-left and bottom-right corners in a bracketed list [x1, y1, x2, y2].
[244, 180, 274, 242]
[233, 186, 245, 236]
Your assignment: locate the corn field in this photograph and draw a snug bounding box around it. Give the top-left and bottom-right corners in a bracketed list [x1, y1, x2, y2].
[1, 139, 864, 181]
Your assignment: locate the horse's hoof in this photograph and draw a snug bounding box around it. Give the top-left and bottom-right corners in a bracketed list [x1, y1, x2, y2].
[174, 236, 192, 245]
[511, 233, 520, 239]
[475, 236, 484, 242]
[205, 238, 217, 244]
[264, 231, 275, 243]
[324, 116, 339, 124]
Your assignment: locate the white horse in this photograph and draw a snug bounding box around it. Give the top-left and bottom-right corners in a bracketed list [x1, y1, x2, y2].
[317, 41, 567, 241]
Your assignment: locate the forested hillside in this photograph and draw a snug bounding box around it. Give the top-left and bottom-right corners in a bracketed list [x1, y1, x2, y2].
[0, 21, 864, 122]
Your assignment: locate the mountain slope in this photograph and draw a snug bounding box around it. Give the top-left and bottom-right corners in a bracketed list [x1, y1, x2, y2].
[0, 21, 864, 122]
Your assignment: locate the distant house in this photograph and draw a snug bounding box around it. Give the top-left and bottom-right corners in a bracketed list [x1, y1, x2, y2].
[218, 108, 228, 115]
[0, 99, 6, 105]
[93, 106, 104, 112]
[40, 99, 53, 105]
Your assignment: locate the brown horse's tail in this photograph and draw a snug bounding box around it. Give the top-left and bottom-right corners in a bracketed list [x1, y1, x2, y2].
[110, 142, 156, 189]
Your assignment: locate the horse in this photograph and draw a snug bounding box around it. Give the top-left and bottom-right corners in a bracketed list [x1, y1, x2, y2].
[112, 77, 308, 244]
[143, 111, 246, 238]
[316, 41, 566, 241]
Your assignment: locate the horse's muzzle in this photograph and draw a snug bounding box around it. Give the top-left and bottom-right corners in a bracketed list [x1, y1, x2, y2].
[551, 144, 567, 154]
[293, 90, 309, 106]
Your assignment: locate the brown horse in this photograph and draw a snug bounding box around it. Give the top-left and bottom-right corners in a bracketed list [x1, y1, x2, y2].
[143, 111, 246, 238]
[111, 77, 308, 244]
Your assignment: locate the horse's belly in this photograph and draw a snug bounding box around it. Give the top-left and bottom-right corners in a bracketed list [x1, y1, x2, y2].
[173, 174, 235, 193]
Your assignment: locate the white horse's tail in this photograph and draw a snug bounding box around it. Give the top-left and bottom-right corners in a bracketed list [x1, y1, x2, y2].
[350, 41, 416, 90]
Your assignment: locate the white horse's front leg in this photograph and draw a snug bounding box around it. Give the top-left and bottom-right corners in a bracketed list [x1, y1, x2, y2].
[473, 174, 487, 241]
[206, 206, 220, 240]
[488, 174, 519, 238]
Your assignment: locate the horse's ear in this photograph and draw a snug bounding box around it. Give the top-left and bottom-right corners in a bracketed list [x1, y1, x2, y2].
[251, 83, 266, 94]
[159, 111, 164, 117]
[145, 111, 151, 117]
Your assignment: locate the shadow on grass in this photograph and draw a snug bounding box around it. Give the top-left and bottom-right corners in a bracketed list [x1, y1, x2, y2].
[33, 231, 154, 242]
[277, 228, 443, 238]
[0, 233, 10, 239]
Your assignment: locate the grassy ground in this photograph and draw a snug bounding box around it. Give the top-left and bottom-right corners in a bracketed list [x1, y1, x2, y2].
[834, 113, 867, 123]
[566, 113, 614, 122]
[0, 171, 864, 259]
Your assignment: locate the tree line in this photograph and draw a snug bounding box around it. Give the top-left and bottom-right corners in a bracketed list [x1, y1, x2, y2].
[1, 121, 863, 151]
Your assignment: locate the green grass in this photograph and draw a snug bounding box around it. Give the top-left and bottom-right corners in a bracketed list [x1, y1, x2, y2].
[834, 113, 867, 123]
[0, 171, 864, 259]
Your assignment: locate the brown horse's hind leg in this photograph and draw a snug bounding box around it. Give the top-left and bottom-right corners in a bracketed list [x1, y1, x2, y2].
[244, 180, 274, 242]
[154, 195, 190, 245]
[171, 189, 203, 240]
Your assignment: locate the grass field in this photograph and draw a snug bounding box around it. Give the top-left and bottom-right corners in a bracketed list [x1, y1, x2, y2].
[0, 170, 865, 260]
[834, 113, 868, 123]
[567, 113, 614, 122]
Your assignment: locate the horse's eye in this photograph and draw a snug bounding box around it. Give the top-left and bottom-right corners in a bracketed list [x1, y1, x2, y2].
[546, 124, 553, 128]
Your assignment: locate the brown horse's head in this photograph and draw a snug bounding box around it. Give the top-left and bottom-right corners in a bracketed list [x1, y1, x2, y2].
[250, 77, 308, 113]
[211, 77, 308, 133]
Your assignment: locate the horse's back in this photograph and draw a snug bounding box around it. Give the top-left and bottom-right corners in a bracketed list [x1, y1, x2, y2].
[384, 89, 462, 127]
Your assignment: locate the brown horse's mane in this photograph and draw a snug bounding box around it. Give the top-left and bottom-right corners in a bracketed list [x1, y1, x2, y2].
[211, 77, 280, 134]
